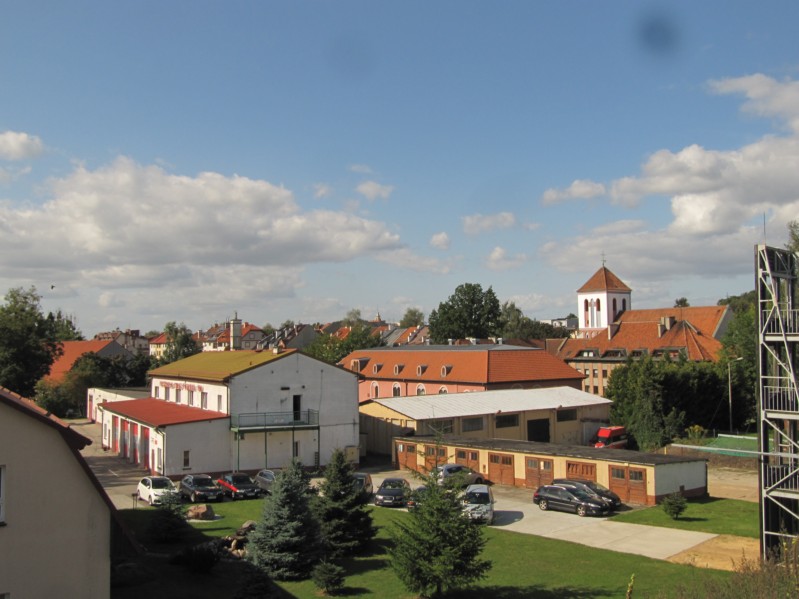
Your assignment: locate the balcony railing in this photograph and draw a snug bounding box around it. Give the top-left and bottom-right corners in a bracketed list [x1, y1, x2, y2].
[762, 385, 799, 413]
[763, 463, 799, 493]
[762, 309, 799, 335]
[231, 409, 319, 430]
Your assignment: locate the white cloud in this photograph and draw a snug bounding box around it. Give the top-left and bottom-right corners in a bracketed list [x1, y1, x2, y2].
[314, 183, 332, 198]
[462, 212, 516, 235]
[541, 179, 606, 205]
[0, 131, 44, 160]
[349, 164, 372, 174]
[429, 232, 450, 250]
[710, 73, 799, 133]
[356, 180, 394, 201]
[484, 246, 527, 271]
[376, 248, 451, 274]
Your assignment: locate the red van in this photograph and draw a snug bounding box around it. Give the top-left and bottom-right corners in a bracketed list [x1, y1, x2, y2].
[592, 426, 628, 449]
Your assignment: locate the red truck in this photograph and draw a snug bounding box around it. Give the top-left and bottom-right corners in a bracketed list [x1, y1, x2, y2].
[592, 426, 628, 449]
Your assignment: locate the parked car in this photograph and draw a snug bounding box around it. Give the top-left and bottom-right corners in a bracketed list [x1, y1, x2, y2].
[255, 469, 276, 494]
[406, 485, 430, 511]
[179, 474, 224, 503]
[136, 476, 176, 506]
[551, 478, 622, 510]
[591, 426, 629, 449]
[374, 477, 411, 507]
[217, 472, 261, 499]
[352, 472, 374, 497]
[433, 464, 484, 488]
[462, 483, 495, 524]
[533, 484, 609, 517]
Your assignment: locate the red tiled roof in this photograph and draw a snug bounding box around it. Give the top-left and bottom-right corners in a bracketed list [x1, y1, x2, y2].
[101, 398, 230, 427]
[47, 340, 119, 383]
[340, 346, 583, 384]
[577, 266, 631, 293]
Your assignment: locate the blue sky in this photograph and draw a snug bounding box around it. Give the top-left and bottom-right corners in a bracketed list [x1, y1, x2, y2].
[2, 2, 798, 336]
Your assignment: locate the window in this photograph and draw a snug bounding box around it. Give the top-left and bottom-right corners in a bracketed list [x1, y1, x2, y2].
[371, 383, 379, 398]
[164, 387, 171, 402]
[0, 465, 5, 524]
[495, 414, 519, 428]
[462, 417, 483, 432]
[456, 449, 466, 460]
[217, 394, 223, 411]
[175, 389, 182, 404]
[592, 369, 598, 377]
[187, 390, 194, 406]
[527, 458, 539, 469]
[438, 386, 448, 394]
[416, 384, 426, 396]
[183, 451, 191, 469]
[293, 441, 300, 458]
[556, 409, 577, 422]
[392, 383, 401, 397]
[602, 369, 608, 378]
[611, 467, 626, 480]
[154, 386, 159, 399]
[630, 470, 644, 482]
[428, 419, 453, 434]
[201, 392, 208, 409]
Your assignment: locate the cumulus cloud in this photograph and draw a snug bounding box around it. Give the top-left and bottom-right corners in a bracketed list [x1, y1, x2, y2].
[314, 183, 332, 198]
[462, 212, 516, 235]
[429, 232, 450, 250]
[349, 163, 372, 174]
[376, 248, 451, 274]
[484, 246, 527, 271]
[709, 73, 799, 133]
[0, 131, 44, 160]
[541, 179, 606, 205]
[356, 180, 394, 201]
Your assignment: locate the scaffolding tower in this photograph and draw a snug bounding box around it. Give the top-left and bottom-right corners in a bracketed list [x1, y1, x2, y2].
[757, 244, 799, 557]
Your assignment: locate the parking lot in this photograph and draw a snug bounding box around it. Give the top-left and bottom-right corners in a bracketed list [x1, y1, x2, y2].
[73, 419, 755, 566]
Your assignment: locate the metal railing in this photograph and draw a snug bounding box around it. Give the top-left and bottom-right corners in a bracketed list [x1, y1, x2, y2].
[232, 409, 319, 429]
[762, 309, 799, 335]
[762, 385, 799, 412]
[763, 463, 799, 492]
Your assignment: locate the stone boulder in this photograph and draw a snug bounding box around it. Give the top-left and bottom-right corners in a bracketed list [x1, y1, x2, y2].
[187, 504, 216, 521]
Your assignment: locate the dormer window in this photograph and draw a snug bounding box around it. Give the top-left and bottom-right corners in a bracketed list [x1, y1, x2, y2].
[441, 365, 452, 377]
[417, 364, 428, 376]
[372, 363, 382, 374]
[394, 364, 404, 375]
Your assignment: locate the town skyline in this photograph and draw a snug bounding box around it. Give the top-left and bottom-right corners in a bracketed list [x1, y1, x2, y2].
[1, 3, 797, 335]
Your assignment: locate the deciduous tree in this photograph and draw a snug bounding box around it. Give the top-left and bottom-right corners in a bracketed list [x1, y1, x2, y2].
[157, 321, 200, 365]
[399, 307, 425, 328]
[428, 283, 501, 343]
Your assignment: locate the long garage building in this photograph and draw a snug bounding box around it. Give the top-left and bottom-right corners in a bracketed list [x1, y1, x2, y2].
[394, 436, 707, 505]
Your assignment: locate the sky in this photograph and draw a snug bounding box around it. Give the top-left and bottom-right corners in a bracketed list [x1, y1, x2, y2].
[2, 2, 798, 337]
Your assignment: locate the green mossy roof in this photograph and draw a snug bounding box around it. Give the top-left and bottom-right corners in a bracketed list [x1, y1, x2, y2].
[149, 349, 295, 382]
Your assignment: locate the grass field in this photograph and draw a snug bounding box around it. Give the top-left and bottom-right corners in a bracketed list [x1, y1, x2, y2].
[610, 497, 759, 538]
[116, 499, 731, 598]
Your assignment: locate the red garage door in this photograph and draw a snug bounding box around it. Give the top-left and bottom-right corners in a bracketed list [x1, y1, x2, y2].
[609, 465, 648, 504]
[455, 448, 480, 472]
[525, 457, 554, 488]
[566, 461, 597, 481]
[488, 452, 514, 486]
[424, 445, 447, 472]
[396, 442, 418, 471]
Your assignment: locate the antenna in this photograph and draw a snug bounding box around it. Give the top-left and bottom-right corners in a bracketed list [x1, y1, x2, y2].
[763, 213, 767, 244]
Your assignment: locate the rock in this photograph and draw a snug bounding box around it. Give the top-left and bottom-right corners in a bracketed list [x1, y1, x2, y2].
[187, 504, 216, 520]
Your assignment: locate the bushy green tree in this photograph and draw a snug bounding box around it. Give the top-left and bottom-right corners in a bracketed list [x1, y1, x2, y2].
[498, 301, 570, 340]
[661, 492, 687, 520]
[390, 469, 491, 597]
[303, 319, 383, 365]
[313, 449, 375, 557]
[157, 321, 200, 365]
[428, 283, 502, 343]
[247, 460, 320, 580]
[399, 307, 425, 328]
[0, 287, 63, 397]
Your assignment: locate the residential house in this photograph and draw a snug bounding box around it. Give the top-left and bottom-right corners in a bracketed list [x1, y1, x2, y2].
[93, 328, 150, 356]
[47, 339, 134, 384]
[340, 344, 585, 403]
[97, 348, 359, 476]
[201, 316, 267, 351]
[0, 386, 135, 598]
[360, 386, 611, 454]
[555, 265, 732, 397]
[258, 322, 319, 351]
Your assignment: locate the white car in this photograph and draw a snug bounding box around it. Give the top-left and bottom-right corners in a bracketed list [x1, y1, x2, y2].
[137, 476, 177, 505]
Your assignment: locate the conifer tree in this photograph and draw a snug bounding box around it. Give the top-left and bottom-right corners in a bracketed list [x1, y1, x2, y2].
[247, 460, 319, 580]
[313, 448, 376, 557]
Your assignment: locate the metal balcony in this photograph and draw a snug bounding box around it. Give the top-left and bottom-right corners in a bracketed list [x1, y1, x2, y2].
[762, 309, 799, 336]
[231, 409, 319, 431]
[763, 463, 799, 494]
[762, 385, 799, 413]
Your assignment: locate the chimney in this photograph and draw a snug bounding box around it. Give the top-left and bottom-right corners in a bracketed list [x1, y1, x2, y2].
[607, 324, 618, 339]
[230, 312, 243, 350]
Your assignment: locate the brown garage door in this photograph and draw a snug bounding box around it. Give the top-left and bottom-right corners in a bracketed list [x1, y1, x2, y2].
[609, 465, 648, 504]
[455, 448, 480, 471]
[396, 442, 417, 471]
[525, 457, 554, 488]
[424, 444, 447, 472]
[566, 461, 597, 481]
[488, 452, 515, 486]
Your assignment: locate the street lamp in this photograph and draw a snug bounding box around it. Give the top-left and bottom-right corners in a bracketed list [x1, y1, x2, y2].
[728, 357, 744, 433]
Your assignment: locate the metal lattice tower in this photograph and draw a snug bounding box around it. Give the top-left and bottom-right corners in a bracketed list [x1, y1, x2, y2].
[757, 244, 799, 557]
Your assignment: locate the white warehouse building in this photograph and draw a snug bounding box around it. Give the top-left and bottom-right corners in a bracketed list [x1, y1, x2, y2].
[96, 348, 359, 476]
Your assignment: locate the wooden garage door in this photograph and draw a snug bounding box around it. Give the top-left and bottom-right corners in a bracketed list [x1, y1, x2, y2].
[396, 442, 418, 471]
[424, 444, 447, 472]
[609, 465, 648, 504]
[455, 448, 480, 471]
[488, 452, 514, 486]
[566, 461, 597, 481]
[525, 457, 554, 488]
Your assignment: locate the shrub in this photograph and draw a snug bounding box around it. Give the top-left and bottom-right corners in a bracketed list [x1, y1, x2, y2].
[661, 493, 687, 520]
[170, 542, 220, 573]
[311, 560, 346, 595]
[684, 424, 706, 443]
[147, 492, 188, 543]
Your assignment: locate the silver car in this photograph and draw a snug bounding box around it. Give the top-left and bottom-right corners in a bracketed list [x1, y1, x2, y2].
[433, 464, 484, 488]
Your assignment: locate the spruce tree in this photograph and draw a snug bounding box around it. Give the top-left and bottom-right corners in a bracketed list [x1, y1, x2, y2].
[313, 448, 376, 557]
[247, 460, 320, 580]
[390, 470, 491, 597]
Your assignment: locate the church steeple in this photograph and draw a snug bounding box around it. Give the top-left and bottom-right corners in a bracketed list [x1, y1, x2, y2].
[576, 265, 632, 337]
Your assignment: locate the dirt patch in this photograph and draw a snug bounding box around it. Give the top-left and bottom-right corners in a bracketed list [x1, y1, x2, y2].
[667, 534, 760, 571]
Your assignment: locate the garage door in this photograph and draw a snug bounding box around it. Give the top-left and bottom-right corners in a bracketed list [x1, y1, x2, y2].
[609, 465, 648, 504]
[455, 448, 480, 472]
[424, 444, 447, 472]
[525, 457, 554, 488]
[488, 452, 515, 486]
[566, 461, 597, 481]
[396, 442, 418, 471]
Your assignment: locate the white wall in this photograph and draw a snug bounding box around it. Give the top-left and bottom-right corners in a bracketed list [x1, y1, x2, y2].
[161, 419, 231, 476]
[86, 387, 149, 421]
[150, 377, 229, 413]
[654, 461, 708, 496]
[0, 403, 111, 599]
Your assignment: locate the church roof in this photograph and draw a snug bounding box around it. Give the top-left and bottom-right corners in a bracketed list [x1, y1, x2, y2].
[577, 266, 631, 293]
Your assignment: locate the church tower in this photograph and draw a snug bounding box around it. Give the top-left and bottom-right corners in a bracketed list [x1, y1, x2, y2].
[576, 265, 631, 338]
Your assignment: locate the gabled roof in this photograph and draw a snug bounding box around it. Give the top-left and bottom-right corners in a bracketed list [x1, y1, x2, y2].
[47, 339, 126, 383]
[367, 386, 610, 420]
[101, 398, 230, 427]
[557, 305, 729, 362]
[340, 345, 583, 385]
[577, 266, 631, 293]
[149, 348, 298, 382]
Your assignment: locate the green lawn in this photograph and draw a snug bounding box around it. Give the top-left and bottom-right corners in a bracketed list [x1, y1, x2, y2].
[117, 498, 730, 598]
[610, 497, 759, 538]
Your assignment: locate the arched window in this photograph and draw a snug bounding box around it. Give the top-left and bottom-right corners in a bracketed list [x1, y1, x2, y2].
[622, 299, 627, 311]
[584, 299, 589, 327]
[392, 383, 401, 397]
[371, 383, 379, 398]
[416, 384, 426, 396]
[596, 299, 601, 327]
[438, 386, 448, 394]
[613, 298, 617, 319]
